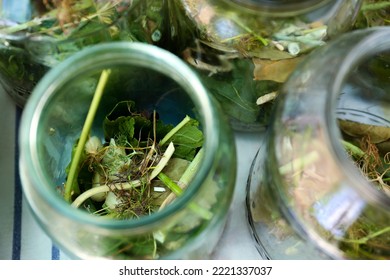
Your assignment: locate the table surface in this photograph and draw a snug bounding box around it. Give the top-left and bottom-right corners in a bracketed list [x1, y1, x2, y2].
[0, 90, 265, 260]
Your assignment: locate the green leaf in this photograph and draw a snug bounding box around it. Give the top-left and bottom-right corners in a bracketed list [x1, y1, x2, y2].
[104, 115, 136, 142]
[167, 119, 204, 161]
[103, 100, 175, 145]
[102, 234, 157, 259]
[103, 101, 137, 141]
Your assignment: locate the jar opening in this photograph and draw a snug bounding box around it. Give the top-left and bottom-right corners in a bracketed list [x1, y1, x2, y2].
[21, 42, 220, 229]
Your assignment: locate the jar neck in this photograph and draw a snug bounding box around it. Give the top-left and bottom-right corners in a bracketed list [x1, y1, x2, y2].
[227, 0, 333, 14]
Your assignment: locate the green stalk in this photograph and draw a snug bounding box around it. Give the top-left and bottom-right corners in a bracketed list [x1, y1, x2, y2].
[158, 172, 182, 196]
[228, 15, 269, 46]
[342, 140, 365, 159]
[279, 150, 319, 175]
[340, 226, 390, 244]
[178, 147, 204, 187]
[158, 148, 204, 210]
[157, 172, 212, 220]
[361, 1, 390, 11]
[64, 69, 111, 202]
[159, 115, 191, 146]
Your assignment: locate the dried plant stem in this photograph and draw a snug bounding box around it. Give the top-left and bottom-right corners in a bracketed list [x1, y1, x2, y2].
[159, 148, 204, 209]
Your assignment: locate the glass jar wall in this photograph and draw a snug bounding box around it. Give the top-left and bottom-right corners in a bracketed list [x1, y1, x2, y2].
[168, 0, 362, 131]
[19, 42, 236, 259]
[247, 27, 390, 259]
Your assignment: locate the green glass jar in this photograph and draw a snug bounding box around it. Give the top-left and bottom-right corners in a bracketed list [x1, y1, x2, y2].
[0, 0, 157, 107]
[168, 0, 362, 131]
[247, 27, 390, 259]
[19, 42, 236, 259]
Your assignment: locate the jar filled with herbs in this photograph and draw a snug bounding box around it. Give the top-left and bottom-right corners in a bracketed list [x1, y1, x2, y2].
[247, 27, 390, 259]
[167, 0, 362, 131]
[0, 0, 168, 107]
[19, 42, 236, 259]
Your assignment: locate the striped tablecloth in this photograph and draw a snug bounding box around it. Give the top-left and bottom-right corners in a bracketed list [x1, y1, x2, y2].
[0, 91, 263, 260]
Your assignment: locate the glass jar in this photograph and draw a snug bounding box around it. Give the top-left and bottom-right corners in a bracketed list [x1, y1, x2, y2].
[246, 27, 390, 259]
[0, 0, 166, 107]
[19, 42, 236, 259]
[168, 0, 362, 131]
[353, 0, 390, 29]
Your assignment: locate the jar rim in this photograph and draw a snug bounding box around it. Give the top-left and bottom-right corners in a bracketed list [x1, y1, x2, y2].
[327, 27, 390, 211]
[19, 42, 221, 229]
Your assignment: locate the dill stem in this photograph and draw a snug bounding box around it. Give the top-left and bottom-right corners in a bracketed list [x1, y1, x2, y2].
[159, 148, 204, 210]
[228, 16, 268, 46]
[179, 147, 204, 187]
[342, 140, 365, 158]
[159, 115, 191, 146]
[158, 172, 182, 196]
[64, 69, 111, 202]
[157, 172, 212, 220]
[279, 151, 319, 175]
[341, 226, 390, 244]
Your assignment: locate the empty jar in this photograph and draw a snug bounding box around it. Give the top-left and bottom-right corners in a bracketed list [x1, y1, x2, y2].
[247, 27, 390, 259]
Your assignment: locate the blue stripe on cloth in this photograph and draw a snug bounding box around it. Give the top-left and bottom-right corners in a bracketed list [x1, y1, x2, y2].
[51, 245, 60, 260]
[12, 106, 62, 261]
[12, 107, 23, 260]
